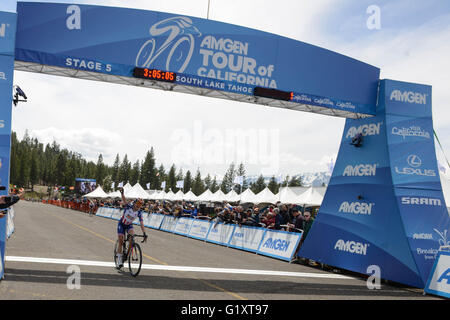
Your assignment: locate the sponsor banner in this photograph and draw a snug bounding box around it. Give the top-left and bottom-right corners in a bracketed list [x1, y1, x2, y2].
[389, 145, 441, 190]
[160, 215, 177, 233]
[15, 2, 379, 115]
[111, 208, 122, 221]
[228, 225, 266, 253]
[0, 214, 6, 279]
[206, 222, 235, 246]
[173, 217, 194, 236]
[425, 251, 450, 298]
[0, 10, 17, 55]
[387, 115, 433, 144]
[188, 219, 212, 240]
[257, 229, 302, 261]
[383, 79, 432, 118]
[395, 187, 449, 283]
[146, 213, 164, 229]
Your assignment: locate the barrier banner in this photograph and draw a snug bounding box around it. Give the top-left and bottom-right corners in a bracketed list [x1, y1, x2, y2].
[188, 219, 212, 240]
[228, 225, 266, 253]
[258, 229, 302, 261]
[146, 213, 164, 230]
[160, 215, 177, 233]
[206, 222, 235, 246]
[0, 215, 6, 279]
[0, 7, 17, 281]
[424, 250, 450, 298]
[173, 217, 194, 236]
[15, 2, 380, 116]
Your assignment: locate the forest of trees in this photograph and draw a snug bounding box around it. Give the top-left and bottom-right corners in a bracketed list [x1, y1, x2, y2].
[10, 131, 303, 196]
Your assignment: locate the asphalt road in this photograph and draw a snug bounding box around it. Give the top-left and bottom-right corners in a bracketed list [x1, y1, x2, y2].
[0, 201, 441, 301]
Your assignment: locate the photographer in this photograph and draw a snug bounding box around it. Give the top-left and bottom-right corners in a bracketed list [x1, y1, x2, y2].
[0, 188, 25, 216]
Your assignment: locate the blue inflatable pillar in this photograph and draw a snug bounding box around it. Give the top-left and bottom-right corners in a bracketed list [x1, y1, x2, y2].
[299, 79, 450, 288]
[0, 4, 17, 279]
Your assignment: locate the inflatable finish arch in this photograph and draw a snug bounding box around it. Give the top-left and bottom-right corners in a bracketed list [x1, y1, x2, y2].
[0, 2, 448, 288]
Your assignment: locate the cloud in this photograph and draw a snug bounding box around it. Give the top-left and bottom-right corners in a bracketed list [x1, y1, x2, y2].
[25, 127, 122, 162]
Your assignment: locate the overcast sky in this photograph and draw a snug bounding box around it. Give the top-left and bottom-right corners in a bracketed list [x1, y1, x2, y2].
[3, 0, 450, 180]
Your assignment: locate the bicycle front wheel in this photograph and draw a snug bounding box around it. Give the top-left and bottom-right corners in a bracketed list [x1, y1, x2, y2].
[113, 240, 120, 269]
[128, 242, 142, 277]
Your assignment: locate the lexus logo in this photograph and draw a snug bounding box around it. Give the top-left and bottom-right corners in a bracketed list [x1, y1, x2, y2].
[407, 154, 422, 168]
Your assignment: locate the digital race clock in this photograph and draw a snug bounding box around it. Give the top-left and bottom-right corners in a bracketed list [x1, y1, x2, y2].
[133, 67, 176, 83]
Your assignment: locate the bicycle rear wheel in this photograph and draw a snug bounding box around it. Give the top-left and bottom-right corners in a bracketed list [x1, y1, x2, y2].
[128, 242, 142, 277]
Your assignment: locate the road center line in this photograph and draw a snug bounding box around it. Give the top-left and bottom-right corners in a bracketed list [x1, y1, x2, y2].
[5, 256, 354, 279]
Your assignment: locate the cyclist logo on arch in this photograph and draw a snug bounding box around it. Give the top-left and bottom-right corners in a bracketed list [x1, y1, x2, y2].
[135, 16, 202, 73]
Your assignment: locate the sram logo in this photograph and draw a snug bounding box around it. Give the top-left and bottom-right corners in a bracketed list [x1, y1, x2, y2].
[343, 164, 377, 177]
[345, 122, 382, 139]
[334, 239, 368, 255]
[390, 90, 427, 105]
[401, 197, 442, 206]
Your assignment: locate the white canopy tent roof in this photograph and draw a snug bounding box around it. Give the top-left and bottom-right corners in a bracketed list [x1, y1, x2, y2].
[197, 189, 214, 202]
[84, 185, 109, 198]
[164, 190, 176, 201]
[295, 187, 324, 207]
[183, 190, 199, 202]
[125, 183, 151, 199]
[151, 190, 166, 200]
[107, 190, 121, 198]
[239, 188, 257, 203]
[278, 187, 302, 204]
[209, 189, 227, 202]
[225, 190, 241, 202]
[254, 187, 278, 204]
[172, 190, 184, 201]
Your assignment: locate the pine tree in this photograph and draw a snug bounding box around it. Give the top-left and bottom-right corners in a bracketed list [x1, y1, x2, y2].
[192, 169, 205, 196]
[204, 173, 212, 190]
[111, 154, 120, 185]
[288, 175, 303, 187]
[167, 164, 177, 192]
[95, 154, 106, 187]
[251, 174, 266, 194]
[184, 170, 193, 193]
[220, 163, 235, 193]
[118, 154, 131, 184]
[130, 160, 140, 185]
[235, 162, 247, 193]
[210, 175, 219, 193]
[267, 175, 279, 194]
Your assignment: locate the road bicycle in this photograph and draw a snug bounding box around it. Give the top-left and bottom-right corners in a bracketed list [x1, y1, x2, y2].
[114, 233, 147, 277]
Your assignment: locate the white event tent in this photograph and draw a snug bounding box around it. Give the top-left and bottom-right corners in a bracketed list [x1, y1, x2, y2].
[197, 189, 214, 202]
[125, 183, 151, 199]
[239, 188, 257, 203]
[84, 185, 109, 198]
[183, 189, 199, 202]
[209, 189, 227, 202]
[225, 190, 240, 203]
[296, 187, 324, 207]
[254, 187, 278, 204]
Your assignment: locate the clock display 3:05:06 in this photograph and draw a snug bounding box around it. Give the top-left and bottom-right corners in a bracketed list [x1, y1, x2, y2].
[133, 67, 176, 82]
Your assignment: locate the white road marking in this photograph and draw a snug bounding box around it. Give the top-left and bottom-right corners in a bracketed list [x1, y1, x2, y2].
[5, 256, 354, 280]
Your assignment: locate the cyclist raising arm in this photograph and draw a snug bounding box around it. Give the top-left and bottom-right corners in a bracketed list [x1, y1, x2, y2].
[116, 187, 147, 269]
